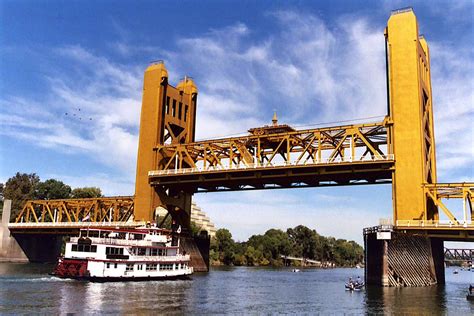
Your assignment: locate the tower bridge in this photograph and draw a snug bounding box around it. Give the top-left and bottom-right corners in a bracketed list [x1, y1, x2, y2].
[5, 8, 474, 285]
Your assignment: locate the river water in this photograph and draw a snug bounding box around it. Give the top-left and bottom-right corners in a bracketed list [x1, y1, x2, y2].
[0, 263, 472, 314]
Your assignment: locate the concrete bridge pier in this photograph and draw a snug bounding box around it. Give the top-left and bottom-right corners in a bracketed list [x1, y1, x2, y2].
[1, 200, 62, 262]
[0, 200, 28, 262]
[364, 226, 445, 287]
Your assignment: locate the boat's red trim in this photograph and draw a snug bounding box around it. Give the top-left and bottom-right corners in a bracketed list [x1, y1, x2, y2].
[55, 274, 192, 282]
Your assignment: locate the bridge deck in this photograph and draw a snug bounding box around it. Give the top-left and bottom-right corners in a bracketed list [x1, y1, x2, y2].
[8, 221, 148, 234]
[149, 156, 395, 192]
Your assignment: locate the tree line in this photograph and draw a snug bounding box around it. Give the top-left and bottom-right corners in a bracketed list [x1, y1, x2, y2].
[210, 225, 364, 267]
[0, 172, 102, 220]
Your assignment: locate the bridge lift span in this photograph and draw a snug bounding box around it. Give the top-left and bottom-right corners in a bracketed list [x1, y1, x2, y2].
[8, 8, 473, 283]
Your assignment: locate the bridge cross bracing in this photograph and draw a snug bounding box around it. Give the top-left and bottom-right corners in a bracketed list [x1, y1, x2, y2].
[444, 248, 473, 262]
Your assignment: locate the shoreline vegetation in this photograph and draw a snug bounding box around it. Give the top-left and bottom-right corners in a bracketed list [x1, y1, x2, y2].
[209, 226, 364, 268]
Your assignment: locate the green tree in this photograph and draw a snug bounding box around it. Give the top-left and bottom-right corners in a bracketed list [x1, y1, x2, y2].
[71, 187, 102, 198]
[36, 179, 71, 200]
[287, 225, 322, 260]
[3, 172, 40, 219]
[247, 229, 292, 264]
[211, 228, 235, 265]
[244, 245, 266, 266]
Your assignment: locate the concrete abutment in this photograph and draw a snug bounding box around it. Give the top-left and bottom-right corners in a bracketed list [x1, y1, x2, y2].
[0, 200, 28, 262]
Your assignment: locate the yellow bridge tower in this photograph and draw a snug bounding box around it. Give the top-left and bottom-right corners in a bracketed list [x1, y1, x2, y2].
[387, 9, 438, 223]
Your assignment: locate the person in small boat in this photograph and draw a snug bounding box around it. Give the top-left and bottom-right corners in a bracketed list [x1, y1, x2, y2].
[356, 276, 362, 285]
[347, 277, 355, 290]
[348, 277, 354, 289]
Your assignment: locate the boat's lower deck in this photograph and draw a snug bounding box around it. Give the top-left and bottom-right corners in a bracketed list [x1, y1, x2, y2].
[53, 273, 192, 282]
[53, 257, 193, 281]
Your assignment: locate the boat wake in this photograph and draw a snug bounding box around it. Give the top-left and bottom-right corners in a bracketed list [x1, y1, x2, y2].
[0, 276, 74, 283]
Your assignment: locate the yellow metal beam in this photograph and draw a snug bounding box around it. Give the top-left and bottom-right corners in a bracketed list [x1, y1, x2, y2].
[15, 197, 134, 224]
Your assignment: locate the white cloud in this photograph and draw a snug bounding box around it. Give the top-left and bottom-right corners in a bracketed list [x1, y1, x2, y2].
[430, 43, 474, 179]
[0, 45, 143, 180]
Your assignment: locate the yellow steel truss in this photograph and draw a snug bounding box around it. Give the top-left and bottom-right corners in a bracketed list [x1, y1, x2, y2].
[423, 183, 474, 225]
[14, 196, 134, 224]
[153, 119, 391, 174]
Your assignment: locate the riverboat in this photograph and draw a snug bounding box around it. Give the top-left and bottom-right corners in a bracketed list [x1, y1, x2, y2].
[52, 226, 193, 281]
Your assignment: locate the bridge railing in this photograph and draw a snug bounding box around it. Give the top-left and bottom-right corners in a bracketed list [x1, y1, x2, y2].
[149, 154, 395, 176]
[8, 221, 147, 229]
[395, 220, 473, 228]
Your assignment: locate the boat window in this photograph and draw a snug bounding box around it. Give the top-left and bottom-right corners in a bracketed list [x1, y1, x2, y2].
[126, 264, 133, 271]
[151, 249, 158, 256]
[72, 244, 97, 253]
[106, 247, 124, 255]
[146, 264, 157, 271]
[137, 264, 143, 271]
[137, 248, 146, 256]
[106, 263, 110, 269]
[114, 263, 118, 269]
[160, 264, 173, 271]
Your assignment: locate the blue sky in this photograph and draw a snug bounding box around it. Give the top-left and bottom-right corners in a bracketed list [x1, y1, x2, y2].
[1, 0, 473, 244]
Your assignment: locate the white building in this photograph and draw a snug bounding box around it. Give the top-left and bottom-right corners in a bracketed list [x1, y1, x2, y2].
[155, 202, 217, 238]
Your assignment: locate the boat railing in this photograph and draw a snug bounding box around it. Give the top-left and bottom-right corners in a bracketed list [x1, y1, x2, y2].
[69, 237, 170, 247]
[128, 254, 191, 262]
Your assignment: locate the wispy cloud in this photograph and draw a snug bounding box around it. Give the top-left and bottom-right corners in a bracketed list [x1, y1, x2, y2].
[430, 43, 474, 178]
[0, 45, 143, 183]
[166, 11, 387, 140]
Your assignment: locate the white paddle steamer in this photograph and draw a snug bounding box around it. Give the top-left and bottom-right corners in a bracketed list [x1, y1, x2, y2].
[52, 226, 192, 281]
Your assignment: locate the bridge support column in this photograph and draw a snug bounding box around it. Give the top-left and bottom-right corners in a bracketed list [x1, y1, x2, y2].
[364, 227, 444, 286]
[180, 235, 210, 272]
[0, 200, 28, 262]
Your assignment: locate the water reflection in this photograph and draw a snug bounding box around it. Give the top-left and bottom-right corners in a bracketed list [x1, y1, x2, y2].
[365, 285, 447, 314]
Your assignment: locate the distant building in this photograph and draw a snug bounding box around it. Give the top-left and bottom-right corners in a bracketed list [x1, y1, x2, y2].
[154, 202, 217, 238]
[190, 203, 217, 238]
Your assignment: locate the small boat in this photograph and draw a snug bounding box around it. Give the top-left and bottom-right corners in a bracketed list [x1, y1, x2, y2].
[52, 226, 192, 281]
[292, 269, 300, 273]
[467, 292, 474, 301]
[453, 269, 459, 274]
[345, 282, 364, 291]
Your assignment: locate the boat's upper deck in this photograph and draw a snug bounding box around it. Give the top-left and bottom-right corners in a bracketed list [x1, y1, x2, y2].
[75, 227, 172, 246]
